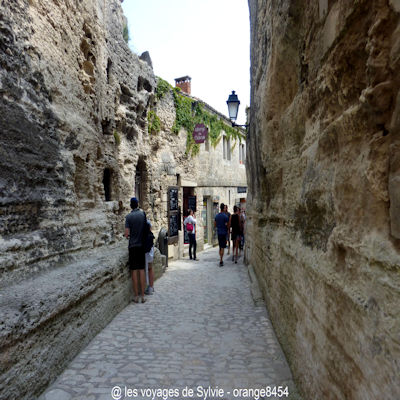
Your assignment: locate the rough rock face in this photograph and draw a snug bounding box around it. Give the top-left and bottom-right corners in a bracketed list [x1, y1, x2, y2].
[0, 0, 245, 397]
[247, 0, 400, 399]
[0, 0, 156, 285]
[0, 1, 171, 398]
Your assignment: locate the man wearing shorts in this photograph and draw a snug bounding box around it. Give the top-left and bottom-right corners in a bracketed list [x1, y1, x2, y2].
[224, 204, 231, 255]
[125, 197, 147, 303]
[214, 203, 229, 267]
[230, 205, 242, 263]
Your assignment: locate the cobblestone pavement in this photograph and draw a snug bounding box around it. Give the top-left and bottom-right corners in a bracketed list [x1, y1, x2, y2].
[39, 247, 300, 400]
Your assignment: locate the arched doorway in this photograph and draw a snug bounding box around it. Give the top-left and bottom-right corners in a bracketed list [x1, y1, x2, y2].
[103, 168, 112, 201]
[135, 158, 147, 209]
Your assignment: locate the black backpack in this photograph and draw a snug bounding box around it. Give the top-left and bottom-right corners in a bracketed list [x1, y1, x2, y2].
[141, 212, 154, 252]
[144, 231, 155, 253]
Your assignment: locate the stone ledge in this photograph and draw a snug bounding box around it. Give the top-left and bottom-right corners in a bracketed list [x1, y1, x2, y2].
[0, 243, 128, 348]
[247, 264, 265, 307]
[0, 242, 164, 400]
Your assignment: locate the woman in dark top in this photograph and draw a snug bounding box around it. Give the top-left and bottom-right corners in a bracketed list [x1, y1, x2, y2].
[230, 205, 242, 263]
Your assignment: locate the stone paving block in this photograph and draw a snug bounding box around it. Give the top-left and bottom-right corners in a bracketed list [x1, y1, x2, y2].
[39, 248, 300, 399]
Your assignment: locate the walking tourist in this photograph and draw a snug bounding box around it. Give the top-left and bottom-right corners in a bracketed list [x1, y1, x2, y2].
[144, 220, 155, 295]
[124, 197, 147, 304]
[215, 203, 229, 267]
[230, 205, 242, 263]
[224, 204, 231, 255]
[239, 208, 246, 255]
[184, 209, 198, 260]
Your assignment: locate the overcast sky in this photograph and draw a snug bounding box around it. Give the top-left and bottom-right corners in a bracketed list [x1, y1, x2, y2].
[122, 0, 250, 125]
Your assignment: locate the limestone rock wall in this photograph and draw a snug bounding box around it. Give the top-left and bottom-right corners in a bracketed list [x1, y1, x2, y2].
[0, 1, 189, 398]
[247, 0, 400, 399]
[0, 0, 154, 285]
[0, 0, 194, 281]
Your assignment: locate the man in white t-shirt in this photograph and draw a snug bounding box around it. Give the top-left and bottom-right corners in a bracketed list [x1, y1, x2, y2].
[184, 209, 198, 261]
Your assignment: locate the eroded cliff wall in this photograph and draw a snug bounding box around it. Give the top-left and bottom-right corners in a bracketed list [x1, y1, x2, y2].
[0, 1, 248, 397]
[247, 0, 400, 399]
[0, 0, 158, 284]
[0, 1, 181, 398]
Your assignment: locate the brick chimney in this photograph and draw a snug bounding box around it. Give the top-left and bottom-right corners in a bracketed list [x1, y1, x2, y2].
[174, 76, 191, 95]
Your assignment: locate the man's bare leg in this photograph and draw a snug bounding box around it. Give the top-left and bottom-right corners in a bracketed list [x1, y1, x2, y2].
[131, 270, 139, 302]
[235, 239, 239, 262]
[139, 269, 146, 302]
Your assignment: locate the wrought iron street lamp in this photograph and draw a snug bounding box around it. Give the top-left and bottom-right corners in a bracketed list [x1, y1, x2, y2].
[226, 91, 248, 128]
[227, 91, 240, 121]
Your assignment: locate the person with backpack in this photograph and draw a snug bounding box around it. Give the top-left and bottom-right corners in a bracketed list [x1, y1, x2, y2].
[214, 203, 229, 267]
[144, 220, 155, 295]
[184, 209, 198, 261]
[224, 204, 231, 255]
[239, 208, 246, 256]
[229, 205, 242, 263]
[124, 197, 147, 304]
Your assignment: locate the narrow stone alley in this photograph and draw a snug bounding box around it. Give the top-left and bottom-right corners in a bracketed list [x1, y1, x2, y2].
[39, 248, 300, 400]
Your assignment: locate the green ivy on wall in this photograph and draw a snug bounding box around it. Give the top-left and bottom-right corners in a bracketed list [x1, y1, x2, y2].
[152, 77, 245, 156]
[147, 110, 161, 135]
[122, 23, 129, 43]
[113, 130, 121, 146]
[156, 77, 171, 100]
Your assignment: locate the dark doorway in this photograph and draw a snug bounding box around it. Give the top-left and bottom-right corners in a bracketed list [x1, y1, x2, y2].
[183, 187, 196, 216]
[135, 158, 147, 208]
[183, 187, 196, 244]
[103, 168, 112, 201]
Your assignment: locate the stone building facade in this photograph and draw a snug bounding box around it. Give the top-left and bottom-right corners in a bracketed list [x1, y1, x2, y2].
[153, 86, 247, 259]
[247, 0, 400, 399]
[0, 1, 246, 399]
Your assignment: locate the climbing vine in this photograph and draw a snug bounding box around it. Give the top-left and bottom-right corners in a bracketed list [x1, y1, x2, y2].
[152, 77, 245, 156]
[122, 23, 129, 43]
[147, 110, 161, 135]
[156, 77, 171, 100]
[113, 130, 121, 145]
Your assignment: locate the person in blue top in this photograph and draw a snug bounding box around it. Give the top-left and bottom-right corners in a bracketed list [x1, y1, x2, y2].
[214, 203, 230, 267]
